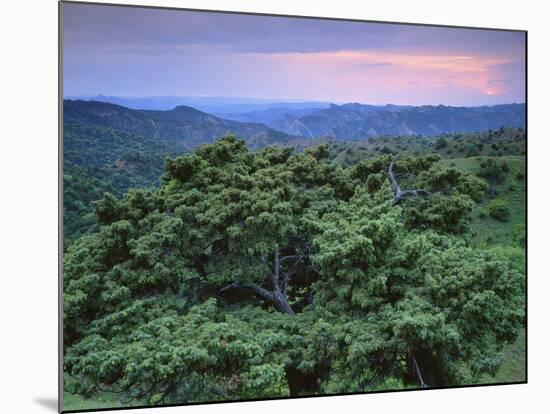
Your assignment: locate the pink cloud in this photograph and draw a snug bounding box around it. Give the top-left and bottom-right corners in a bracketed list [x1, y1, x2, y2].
[236, 49, 520, 104]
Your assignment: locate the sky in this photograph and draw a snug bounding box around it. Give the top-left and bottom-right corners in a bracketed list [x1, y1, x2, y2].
[62, 3, 526, 106]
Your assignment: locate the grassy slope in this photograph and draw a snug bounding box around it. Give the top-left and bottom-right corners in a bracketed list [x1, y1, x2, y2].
[63, 391, 124, 411]
[487, 329, 526, 384]
[439, 155, 526, 247]
[440, 155, 526, 385]
[329, 127, 525, 166]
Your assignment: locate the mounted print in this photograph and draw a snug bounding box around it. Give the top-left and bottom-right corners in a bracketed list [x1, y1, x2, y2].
[60, 1, 527, 412]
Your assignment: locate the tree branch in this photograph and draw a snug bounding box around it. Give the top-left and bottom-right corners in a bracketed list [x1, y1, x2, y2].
[279, 255, 303, 265]
[219, 281, 275, 302]
[388, 161, 433, 205]
[280, 256, 304, 296]
[388, 160, 401, 196]
[219, 281, 240, 293]
[412, 355, 429, 388]
[273, 248, 280, 286]
[261, 254, 278, 291]
[221, 248, 308, 316]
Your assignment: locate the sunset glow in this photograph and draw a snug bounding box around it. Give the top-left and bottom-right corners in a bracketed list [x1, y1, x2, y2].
[63, 3, 525, 106]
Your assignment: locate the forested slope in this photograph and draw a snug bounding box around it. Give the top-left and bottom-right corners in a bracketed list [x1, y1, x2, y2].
[63, 136, 525, 407]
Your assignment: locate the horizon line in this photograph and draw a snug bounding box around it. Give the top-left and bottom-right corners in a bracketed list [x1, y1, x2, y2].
[63, 94, 525, 108]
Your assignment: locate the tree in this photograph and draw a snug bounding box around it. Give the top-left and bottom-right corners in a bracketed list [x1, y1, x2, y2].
[465, 147, 479, 158]
[478, 158, 510, 184]
[311, 185, 523, 387]
[434, 137, 448, 149]
[64, 136, 524, 405]
[488, 199, 510, 222]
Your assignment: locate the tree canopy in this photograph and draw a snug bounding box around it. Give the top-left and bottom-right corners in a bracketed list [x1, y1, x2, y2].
[64, 136, 524, 405]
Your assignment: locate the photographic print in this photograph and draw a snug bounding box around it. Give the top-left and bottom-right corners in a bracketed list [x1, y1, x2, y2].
[60, 1, 526, 412]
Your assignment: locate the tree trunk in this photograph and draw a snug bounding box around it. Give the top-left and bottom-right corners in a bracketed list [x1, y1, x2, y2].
[221, 249, 300, 316]
[285, 367, 320, 396]
[273, 290, 295, 316]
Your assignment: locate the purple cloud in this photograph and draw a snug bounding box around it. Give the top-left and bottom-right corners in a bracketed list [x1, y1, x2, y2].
[62, 2, 525, 106]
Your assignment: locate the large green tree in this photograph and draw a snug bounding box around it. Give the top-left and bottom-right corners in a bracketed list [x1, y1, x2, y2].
[64, 136, 524, 405]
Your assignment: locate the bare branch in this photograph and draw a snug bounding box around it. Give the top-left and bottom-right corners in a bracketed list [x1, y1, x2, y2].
[412, 355, 430, 388]
[280, 257, 304, 295]
[260, 255, 274, 276]
[221, 248, 306, 316]
[273, 248, 280, 285]
[279, 255, 303, 265]
[388, 161, 434, 205]
[260, 254, 277, 287]
[219, 281, 240, 293]
[308, 264, 321, 276]
[247, 284, 276, 302]
[219, 281, 275, 302]
[388, 160, 401, 195]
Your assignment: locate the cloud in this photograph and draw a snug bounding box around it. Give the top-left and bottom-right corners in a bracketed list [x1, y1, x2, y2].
[62, 2, 525, 105]
[356, 62, 393, 68]
[242, 49, 514, 76]
[64, 3, 525, 55]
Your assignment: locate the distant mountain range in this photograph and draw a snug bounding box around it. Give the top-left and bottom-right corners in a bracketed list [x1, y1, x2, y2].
[64, 100, 293, 149]
[67, 97, 525, 141]
[65, 99, 526, 150]
[215, 107, 324, 125]
[262, 103, 526, 139]
[67, 95, 330, 114]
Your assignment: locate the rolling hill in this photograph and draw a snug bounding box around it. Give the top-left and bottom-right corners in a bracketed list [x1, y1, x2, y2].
[268, 103, 526, 139]
[68, 95, 330, 114]
[64, 100, 293, 150]
[62, 99, 297, 240]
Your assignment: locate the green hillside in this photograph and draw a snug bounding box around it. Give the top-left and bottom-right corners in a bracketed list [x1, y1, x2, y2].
[64, 100, 293, 149]
[62, 101, 526, 410]
[440, 155, 526, 249]
[329, 127, 525, 164]
[63, 135, 525, 410]
[63, 124, 182, 241]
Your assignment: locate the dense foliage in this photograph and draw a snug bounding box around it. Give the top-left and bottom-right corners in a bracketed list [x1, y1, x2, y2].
[478, 158, 510, 184]
[64, 136, 525, 405]
[63, 123, 182, 240]
[488, 199, 510, 222]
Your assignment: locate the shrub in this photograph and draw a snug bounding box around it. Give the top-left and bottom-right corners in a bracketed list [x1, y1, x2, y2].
[516, 171, 525, 181]
[435, 137, 448, 149]
[366, 173, 383, 193]
[513, 223, 526, 246]
[477, 158, 509, 183]
[488, 199, 510, 222]
[465, 144, 480, 158]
